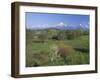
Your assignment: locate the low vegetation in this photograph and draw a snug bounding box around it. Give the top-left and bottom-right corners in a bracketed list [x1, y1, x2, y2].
[26, 29, 89, 67]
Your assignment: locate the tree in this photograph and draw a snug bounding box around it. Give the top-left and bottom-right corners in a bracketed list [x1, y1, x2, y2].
[38, 31, 48, 42]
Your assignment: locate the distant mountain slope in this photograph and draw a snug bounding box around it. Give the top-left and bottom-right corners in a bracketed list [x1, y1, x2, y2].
[27, 22, 89, 31]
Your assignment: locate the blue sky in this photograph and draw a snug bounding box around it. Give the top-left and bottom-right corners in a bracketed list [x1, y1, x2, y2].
[25, 12, 89, 29]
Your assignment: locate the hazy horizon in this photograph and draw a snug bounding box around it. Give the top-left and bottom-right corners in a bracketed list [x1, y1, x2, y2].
[25, 12, 90, 30]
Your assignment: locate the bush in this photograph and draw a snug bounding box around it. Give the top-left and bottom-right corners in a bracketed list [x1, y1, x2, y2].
[33, 51, 51, 66]
[66, 52, 89, 65]
[57, 42, 75, 59]
[26, 50, 50, 67]
[49, 44, 59, 63]
[66, 30, 83, 40]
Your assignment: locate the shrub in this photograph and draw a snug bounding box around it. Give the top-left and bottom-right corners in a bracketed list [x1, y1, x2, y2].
[34, 55, 48, 66]
[57, 42, 75, 59]
[26, 50, 50, 67]
[66, 52, 89, 65]
[49, 44, 59, 62]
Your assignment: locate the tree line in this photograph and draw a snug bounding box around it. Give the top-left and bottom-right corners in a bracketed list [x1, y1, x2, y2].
[27, 29, 89, 42]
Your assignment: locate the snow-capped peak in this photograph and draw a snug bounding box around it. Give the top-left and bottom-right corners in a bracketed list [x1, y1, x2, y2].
[57, 22, 67, 26]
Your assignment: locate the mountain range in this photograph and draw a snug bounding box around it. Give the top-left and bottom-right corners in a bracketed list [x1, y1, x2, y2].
[27, 22, 89, 31]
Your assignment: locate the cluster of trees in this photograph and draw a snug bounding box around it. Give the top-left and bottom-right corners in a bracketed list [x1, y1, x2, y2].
[27, 29, 89, 42]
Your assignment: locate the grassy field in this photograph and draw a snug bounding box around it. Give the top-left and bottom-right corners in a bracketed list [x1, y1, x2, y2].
[26, 29, 89, 67]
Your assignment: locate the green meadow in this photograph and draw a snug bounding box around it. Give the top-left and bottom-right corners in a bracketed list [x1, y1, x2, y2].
[26, 29, 89, 67]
